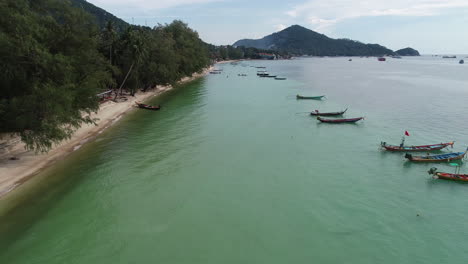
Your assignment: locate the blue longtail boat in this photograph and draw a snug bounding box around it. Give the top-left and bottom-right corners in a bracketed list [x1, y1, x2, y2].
[405, 148, 468, 162]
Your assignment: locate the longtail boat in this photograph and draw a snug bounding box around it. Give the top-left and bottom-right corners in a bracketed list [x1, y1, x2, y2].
[428, 167, 468, 182]
[405, 148, 468, 162]
[135, 102, 161, 111]
[381, 141, 454, 152]
[297, 95, 325, 100]
[310, 108, 347, 116]
[317, 116, 363, 123]
[275, 77, 287, 80]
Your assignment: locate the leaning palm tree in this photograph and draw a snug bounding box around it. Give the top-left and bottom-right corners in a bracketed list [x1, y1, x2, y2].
[114, 28, 147, 100]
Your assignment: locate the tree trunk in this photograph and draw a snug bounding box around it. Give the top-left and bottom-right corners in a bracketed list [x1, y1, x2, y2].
[114, 62, 134, 101]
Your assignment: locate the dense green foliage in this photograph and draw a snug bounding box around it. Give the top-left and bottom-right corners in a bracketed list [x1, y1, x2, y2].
[69, 0, 128, 32]
[0, 0, 112, 152]
[207, 44, 289, 60]
[395, 47, 420, 56]
[0, 0, 211, 152]
[234, 25, 395, 56]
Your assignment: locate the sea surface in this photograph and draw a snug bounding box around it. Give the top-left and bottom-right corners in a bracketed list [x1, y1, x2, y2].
[1, 56, 468, 263]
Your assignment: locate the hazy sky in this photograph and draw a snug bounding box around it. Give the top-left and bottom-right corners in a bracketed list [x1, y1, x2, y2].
[88, 0, 468, 54]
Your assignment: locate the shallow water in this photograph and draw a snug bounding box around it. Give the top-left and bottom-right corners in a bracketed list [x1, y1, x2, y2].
[1, 57, 468, 263]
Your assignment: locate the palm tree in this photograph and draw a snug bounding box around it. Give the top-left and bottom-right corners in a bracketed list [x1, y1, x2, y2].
[114, 28, 147, 100]
[102, 20, 116, 65]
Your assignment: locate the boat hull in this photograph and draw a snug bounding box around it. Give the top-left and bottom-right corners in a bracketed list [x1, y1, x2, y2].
[381, 142, 454, 152]
[297, 95, 325, 100]
[310, 109, 347, 116]
[405, 151, 466, 162]
[317, 117, 363, 123]
[428, 168, 468, 182]
[136, 103, 161, 111]
[435, 172, 468, 182]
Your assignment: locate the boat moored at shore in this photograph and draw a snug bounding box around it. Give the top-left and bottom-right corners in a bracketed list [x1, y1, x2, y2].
[135, 102, 161, 111]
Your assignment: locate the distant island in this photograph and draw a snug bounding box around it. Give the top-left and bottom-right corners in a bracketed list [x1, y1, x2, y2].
[234, 25, 419, 57]
[395, 47, 420, 56]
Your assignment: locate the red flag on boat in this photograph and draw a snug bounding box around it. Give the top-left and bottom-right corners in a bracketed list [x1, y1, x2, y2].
[405, 131, 410, 136]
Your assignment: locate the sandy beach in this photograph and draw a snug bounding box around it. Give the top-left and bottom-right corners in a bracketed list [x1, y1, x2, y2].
[0, 67, 213, 198]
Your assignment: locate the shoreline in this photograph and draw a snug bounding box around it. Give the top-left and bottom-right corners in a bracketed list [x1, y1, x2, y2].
[0, 66, 213, 199]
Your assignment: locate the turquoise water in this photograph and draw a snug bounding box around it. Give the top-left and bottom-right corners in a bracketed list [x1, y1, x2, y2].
[1, 57, 468, 263]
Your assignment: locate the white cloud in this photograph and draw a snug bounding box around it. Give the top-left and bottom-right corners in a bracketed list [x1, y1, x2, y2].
[88, 0, 222, 11]
[286, 10, 298, 18]
[275, 24, 287, 31]
[307, 16, 338, 32]
[286, 0, 468, 32]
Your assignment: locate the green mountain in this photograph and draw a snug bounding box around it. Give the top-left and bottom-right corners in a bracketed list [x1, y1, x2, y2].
[395, 47, 420, 56]
[69, 0, 128, 31]
[233, 25, 394, 56]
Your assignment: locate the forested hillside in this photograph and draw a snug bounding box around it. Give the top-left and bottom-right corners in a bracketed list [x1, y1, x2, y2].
[70, 0, 128, 31]
[0, 0, 210, 152]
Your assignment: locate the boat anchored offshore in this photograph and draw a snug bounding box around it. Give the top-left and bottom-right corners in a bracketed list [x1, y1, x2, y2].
[381, 141, 454, 152]
[428, 167, 468, 182]
[405, 148, 468, 162]
[310, 108, 347, 116]
[296, 95, 325, 100]
[460, 60, 464, 64]
[317, 116, 363, 123]
[135, 102, 161, 111]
